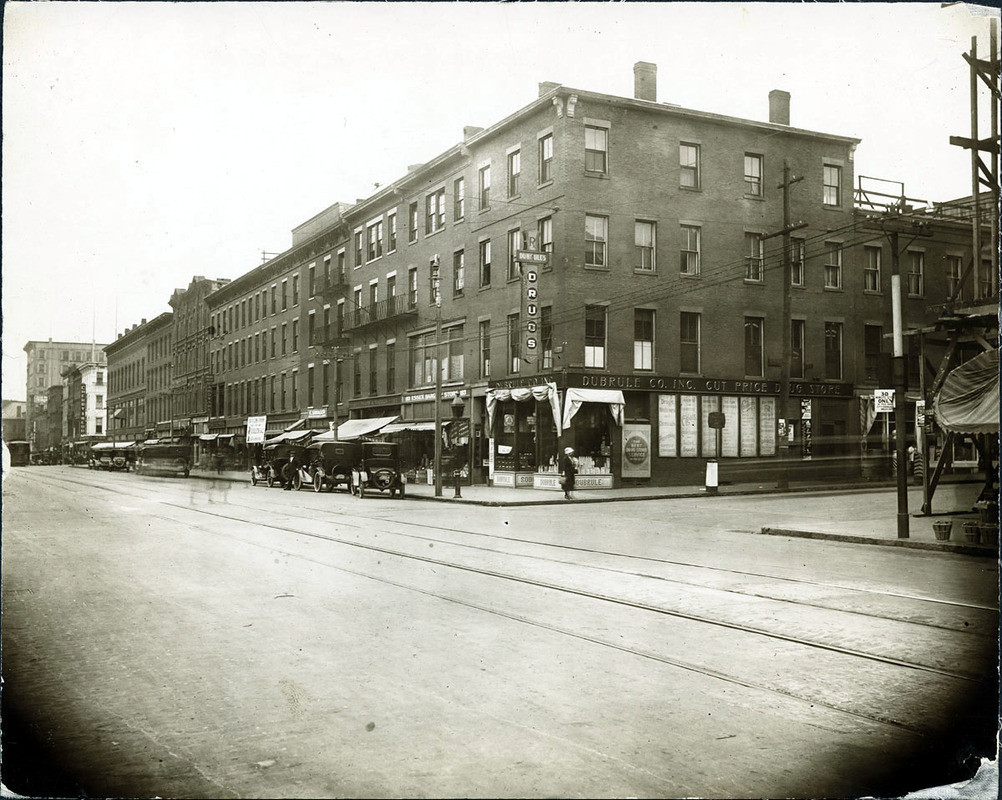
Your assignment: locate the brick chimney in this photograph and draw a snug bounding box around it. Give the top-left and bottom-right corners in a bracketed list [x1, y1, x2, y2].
[769, 90, 790, 125]
[634, 62, 657, 102]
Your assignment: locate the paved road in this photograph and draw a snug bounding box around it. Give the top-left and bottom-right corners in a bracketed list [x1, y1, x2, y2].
[2, 467, 997, 798]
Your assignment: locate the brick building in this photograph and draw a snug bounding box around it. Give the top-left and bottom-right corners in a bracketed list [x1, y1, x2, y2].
[132, 63, 988, 489]
[105, 312, 173, 443]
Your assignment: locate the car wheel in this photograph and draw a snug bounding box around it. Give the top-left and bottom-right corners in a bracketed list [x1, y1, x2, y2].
[313, 475, 323, 493]
[293, 474, 302, 491]
[267, 475, 275, 488]
[251, 472, 258, 486]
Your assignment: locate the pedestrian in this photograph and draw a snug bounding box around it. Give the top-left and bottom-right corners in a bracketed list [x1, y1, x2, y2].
[560, 446, 577, 500]
[213, 451, 223, 475]
[282, 455, 297, 491]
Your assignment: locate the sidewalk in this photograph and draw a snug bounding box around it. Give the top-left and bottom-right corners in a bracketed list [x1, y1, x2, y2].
[189, 467, 999, 557]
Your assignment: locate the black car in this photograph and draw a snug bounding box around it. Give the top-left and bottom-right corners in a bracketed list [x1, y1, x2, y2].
[354, 441, 405, 498]
[305, 440, 359, 493]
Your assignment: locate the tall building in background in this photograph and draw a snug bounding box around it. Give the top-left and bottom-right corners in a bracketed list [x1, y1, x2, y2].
[22, 340, 107, 448]
[61, 361, 108, 442]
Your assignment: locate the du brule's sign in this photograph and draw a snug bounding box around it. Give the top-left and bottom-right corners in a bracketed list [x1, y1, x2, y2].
[567, 372, 853, 398]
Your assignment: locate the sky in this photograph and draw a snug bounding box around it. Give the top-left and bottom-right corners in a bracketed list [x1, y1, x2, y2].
[2, 1, 998, 402]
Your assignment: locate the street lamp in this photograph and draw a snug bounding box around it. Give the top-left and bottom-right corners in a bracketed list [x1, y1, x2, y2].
[450, 394, 465, 419]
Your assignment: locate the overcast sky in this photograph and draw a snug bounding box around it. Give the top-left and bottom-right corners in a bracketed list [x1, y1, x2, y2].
[2, 2, 998, 402]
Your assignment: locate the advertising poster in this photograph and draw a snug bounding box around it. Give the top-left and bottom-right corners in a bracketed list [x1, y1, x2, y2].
[622, 423, 651, 479]
[246, 415, 267, 444]
[658, 395, 677, 457]
[680, 395, 699, 457]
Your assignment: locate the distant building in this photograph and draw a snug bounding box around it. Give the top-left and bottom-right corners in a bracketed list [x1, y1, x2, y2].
[62, 361, 108, 442]
[23, 340, 107, 447]
[2, 400, 27, 442]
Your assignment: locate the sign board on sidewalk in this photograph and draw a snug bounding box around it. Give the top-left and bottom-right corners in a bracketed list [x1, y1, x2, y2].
[874, 389, 894, 413]
[246, 415, 268, 444]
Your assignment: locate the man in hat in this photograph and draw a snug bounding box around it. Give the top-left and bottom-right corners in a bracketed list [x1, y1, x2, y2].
[560, 446, 577, 500]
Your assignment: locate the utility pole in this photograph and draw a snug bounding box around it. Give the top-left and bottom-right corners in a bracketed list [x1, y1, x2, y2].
[763, 160, 806, 489]
[431, 255, 444, 497]
[889, 231, 910, 538]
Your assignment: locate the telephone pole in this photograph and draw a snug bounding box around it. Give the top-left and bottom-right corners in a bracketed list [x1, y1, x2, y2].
[763, 160, 806, 489]
[431, 255, 444, 497]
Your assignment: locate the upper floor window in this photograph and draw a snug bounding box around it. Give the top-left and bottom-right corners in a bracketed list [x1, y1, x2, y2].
[507, 314, 520, 374]
[367, 220, 384, 262]
[907, 251, 925, 297]
[680, 143, 700, 189]
[635, 220, 656, 272]
[634, 309, 654, 371]
[791, 319, 806, 379]
[947, 255, 963, 301]
[453, 177, 465, 221]
[680, 224, 700, 276]
[863, 246, 881, 292]
[744, 154, 763, 196]
[281, 280, 289, 311]
[507, 230, 521, 281]
[744, 317, 764, 377]
[507, 150, 521, 197]
[537, 217, 553, 256]
[453, 250, 465, 296]
[680, 312, 700, 374]
[745, 233, 764, 281]
[479, 239, 492, 288]
[791, 238, 805, 286]
[585, 215, 608, 268]
[538, 134, 553, 183]
[354, 230, 364, 266]
[584, 306, 607, 368]
[541, 305, 553, 370]
[292, 276, 300, 306]
[479, 319, 491, 379]
[425, 189, 445, 234]
[407, 268, 418, 308]
[478, 165, 491, 211]
[823, 164, 841, 206]
[825, 322, 843, 380]
[387, 213, 397, 253]
[408, 202, 418, 243]
[824, 242, 843, 289]
[585, 126, 608, 174]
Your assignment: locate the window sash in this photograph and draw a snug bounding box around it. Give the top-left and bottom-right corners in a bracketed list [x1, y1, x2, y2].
[507, 151, 520, 196]
[823, 165, 841, 205]
[538, 135, 553, 183]
[454, 178, 465, 220]
[791, 319, 805, 379]
[863, 247, 881, 292]
[633, 309, 654, 370]
[825, 323, 843, 379]
[744, 155, 763, 196]
[824, 243, 842, 289]
[744, 317, 764, 377]
[635, 221, 656, 271]
[584, 127, 608, 173]
[745, 234, 764, 281]
[680, 144, 699, 188]
[480, 240, 492, 287]
[680, 312, 700, 374]
[584, 306, 606, 368]
[908, 252, 925, 296]
[680, 225, 700, 275]
[585, 215, 608, 267]
[538, 217, 553, 253]
[453, 250, 465, 294]
[791, 239, 805, 286]
[479, 166, 491, 209]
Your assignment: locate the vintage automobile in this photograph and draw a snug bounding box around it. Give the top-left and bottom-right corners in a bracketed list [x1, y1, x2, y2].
[7, 440, 31, 467]
[305, 440, 359, 493]
[254, 443, 309, 489]
[89, 442, 134, 471]
[352, 440, 405, 498]
[136, 443, 190, 477]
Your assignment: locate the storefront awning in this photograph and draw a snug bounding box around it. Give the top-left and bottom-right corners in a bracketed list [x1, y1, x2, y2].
[486, 382, 562, 436]
[265, 429, 315, 444]
[562, 388, 625, 429]
[315, 415, 400, 441]
[933, 349, 999, 435]
[199, 434, 218, 442]
[381, 421, 443, 434]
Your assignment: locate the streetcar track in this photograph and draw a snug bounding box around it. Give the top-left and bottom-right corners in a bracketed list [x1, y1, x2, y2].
[158, 499, 990, 686]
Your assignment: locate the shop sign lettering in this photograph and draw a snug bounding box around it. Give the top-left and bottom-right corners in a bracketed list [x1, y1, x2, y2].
[570, 372, 852, 397]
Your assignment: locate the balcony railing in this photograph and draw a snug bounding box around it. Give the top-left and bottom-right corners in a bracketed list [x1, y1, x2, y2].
[343, 294, 417, 332]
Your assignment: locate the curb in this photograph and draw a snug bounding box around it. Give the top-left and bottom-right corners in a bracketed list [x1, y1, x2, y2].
[760, 527, 999, 557]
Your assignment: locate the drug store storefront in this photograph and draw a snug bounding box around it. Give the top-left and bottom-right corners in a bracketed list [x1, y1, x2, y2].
[486, 371, 854, 490]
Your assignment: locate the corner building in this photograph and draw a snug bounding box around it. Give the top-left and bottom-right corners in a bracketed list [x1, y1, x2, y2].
[210, 62, 976, 489]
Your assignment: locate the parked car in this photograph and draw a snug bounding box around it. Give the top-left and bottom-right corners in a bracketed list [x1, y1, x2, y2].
[305, 441, 359, 493]
[256, 443, 308, 489]
[89, 442, 134, 471]
[352, 441, 405, 498]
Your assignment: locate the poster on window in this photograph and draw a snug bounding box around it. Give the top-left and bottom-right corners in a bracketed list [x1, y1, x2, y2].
[701, 396, 719, 457]
[658, 395, 677, 457]
[740, 396, 758, 456]
[680, 395, 699, 457]
[721, 396, 739, 457]
[759, 397, 776, 456]
[622, 423, 651, 479]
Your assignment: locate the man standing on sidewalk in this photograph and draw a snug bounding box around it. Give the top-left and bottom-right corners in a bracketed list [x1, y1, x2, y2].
[561, 447, 577, 500]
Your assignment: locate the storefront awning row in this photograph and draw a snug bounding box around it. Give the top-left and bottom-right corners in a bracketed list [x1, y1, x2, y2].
[265, 429, 315, 444]
[315, 415, 400, 442]
[934, 349, 999, 435]
[486, 382, 562, 435]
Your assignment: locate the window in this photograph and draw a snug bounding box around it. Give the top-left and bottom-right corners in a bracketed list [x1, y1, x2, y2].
[680, 224, 700, 276]
[282, 280, 288, 311]
[541, 306, 553, 370]
[584, 306, 606, 368]
[537, 217, 553, 254]
[634, 309, 654, 370]
[824, 242, 843, 289]
[366, 220, 383, 262]
[281, 324, 288, 355]
[824, 322, 843, 380]
[979, 259, 992, 299]
[292, 275, 299, 305]
[307, 366, 315, 407]
[454, 177, 465, 220]
[791, 319, 805, 379]
[538, 133, 554, 184]
[292, 321, 299, 353]
[947, 255, 963, 300]
[745, 233, 764, 281]
[507, 150, 520, 196]
[744, 317, 764, 377]
[386, 342, 396, 393]
[369, 282, 378, 307]
[479, 320, 491, 379]
[635, 220, 656, 272]
[864, 325, 883, 382]
[507, 314, 521, 373]
[352, 355, 361, 397]
[322, 362, 330, 405]
[354, 230, 364, 266]
[408, 202, 418, 243]
[453, 250, 465, 295]
[337, 249, 346, 282]
[863, 246, 881, 292]
[585, 215, 608, 268]
[369, 348, 378, 395]
[309, 264, 316, 297]
[425, 189, 445, 234]
[744, 154, 763, 196]
[408, 268, 418, 307]
[387, 274, 396, 298]
[907, 251, 925, 296]
[680, 312, 700, 374]
[680, 143, 700, 189]
[478, 165, 491, 210]
[408, 329, 463, 386]
[585, 126, 608, 174]
[308, 313, 315, 347]
[336, 302, 344, 337]
[270, 327, 276, 358]
[479, 239, 492, 287]
[507, 229, 521, 281]
[791, 238, 805, 286]
[387, 213, 397, 252]
[823, 164, 841, 206]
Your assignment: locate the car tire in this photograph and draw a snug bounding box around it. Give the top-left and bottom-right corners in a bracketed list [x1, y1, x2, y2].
[251, 472, 258, 486]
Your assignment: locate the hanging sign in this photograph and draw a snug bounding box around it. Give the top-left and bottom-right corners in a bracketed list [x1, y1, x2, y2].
[874, 389, 894, 414]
